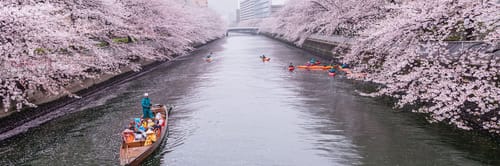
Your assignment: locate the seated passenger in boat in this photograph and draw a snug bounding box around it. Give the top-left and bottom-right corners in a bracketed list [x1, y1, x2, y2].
[122, 121, 136, 143]
[134, 118, 145, 132]
[144, 129, 157, 145]
[142, 119, 148, 129]
[127, 121, 135, 130]
[131, 118, 146, 141]
[153, 113, 163, 131]
[155, 112, 164, 126]
[146, 119, 155, 130]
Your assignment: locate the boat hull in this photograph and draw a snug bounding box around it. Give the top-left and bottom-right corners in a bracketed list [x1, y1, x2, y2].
[120, 105, 171, 166]
[297, 66, 332, 70]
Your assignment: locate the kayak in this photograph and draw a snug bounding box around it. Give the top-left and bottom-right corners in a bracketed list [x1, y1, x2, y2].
[297, 66, 333, 70]
[288, 66, 295, 71]
[307, 61, 321, 65]
[205, 58, 212, 62]
[328, 72, 336, 76]
[261, 57, 271, 62]
[120, 104, 173, 166]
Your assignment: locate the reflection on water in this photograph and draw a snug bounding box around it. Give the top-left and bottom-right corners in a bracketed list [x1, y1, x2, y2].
[0, 34, 499, 166]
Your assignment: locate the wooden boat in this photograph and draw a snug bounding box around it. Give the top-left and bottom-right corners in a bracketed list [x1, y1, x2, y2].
[297, 65, 333, 70]
[120, 104, 172, 166]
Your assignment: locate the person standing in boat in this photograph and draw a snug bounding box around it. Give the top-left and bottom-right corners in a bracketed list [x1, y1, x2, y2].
[142, 93, 153, 119]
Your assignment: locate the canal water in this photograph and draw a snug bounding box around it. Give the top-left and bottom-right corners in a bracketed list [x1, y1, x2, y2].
[0, 34, 498, 165]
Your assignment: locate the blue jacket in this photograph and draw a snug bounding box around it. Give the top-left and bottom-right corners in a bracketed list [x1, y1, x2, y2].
[134, 118, 145, 132]
[310, 58, 316, 64]
[142, 98, 151, 109]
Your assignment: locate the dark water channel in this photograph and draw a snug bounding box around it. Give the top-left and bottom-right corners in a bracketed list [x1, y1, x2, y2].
[0, 34, 498, 166]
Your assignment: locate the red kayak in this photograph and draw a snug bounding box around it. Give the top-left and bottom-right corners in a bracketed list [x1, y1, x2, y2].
[288, 66, 295, 71]
[328, 72, 336, 76]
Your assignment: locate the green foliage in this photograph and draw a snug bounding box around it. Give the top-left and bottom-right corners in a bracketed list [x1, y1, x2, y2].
[96, 41, 110, 47]
[445, 35, 461, 41]
[34, 48, 46, 54]
[112, 36, 135, 43]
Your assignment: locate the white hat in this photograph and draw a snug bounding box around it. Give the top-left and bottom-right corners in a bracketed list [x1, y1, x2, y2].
[144, 93, 149, 97]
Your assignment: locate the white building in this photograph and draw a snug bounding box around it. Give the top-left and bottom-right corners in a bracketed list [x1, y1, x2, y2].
[239, 0, 283, 22]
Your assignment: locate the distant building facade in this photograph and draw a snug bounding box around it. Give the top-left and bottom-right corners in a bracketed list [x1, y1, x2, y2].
[271, 5, 283, 15]
[239, 0, 283, 22]
[236, 9, 241, 23]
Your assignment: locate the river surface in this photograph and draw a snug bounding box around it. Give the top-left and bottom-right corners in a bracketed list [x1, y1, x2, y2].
[0, 34, 499, 166]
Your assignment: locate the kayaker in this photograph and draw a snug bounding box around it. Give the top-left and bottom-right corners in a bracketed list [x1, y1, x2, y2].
[329, 68, 337, 74]
[288, 62, 295, 71]
[206, 52, 213, 58]
[341, 63, 350, 69]
[309, 57, 316, 65]
[141, 93, 153, 119]
[260, 54, 266, 59]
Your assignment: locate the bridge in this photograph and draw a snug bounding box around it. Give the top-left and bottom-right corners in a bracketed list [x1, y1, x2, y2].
[226, 27, 259, 36]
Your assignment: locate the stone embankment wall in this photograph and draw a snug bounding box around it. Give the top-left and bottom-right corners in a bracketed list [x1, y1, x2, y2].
[0, 39, 219, 134]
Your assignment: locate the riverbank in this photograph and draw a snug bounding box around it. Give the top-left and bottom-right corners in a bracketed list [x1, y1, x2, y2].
[260, 32, 349, 62]
[1, 33, 499, 166]
[262, 33, 500, 139]
[0, 38, 220, 136]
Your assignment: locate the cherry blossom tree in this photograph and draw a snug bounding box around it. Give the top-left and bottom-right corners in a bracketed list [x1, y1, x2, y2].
[262, 0, 500, 133]
[345, 0, 500, 132]
[260, 0, 391, 45]
[1, 0, 225, 112]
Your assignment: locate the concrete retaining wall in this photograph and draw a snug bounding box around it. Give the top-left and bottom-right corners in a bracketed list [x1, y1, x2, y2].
[0, 38, 220, 134]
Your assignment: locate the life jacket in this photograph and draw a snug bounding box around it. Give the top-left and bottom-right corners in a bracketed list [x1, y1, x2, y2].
[134, 118, 145, 132]
[122, 131, 135, 143]
[144, 130, 156, 145]
[147, 121, 155, 128]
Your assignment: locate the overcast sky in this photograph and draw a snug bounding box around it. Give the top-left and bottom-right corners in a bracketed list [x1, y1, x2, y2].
[208, 0, 286, 18]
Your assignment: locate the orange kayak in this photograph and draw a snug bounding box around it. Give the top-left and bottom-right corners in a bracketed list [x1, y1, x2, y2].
[297, 66, 333, 70]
